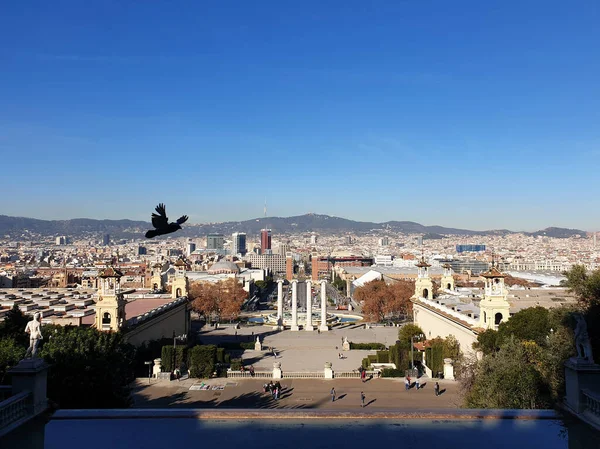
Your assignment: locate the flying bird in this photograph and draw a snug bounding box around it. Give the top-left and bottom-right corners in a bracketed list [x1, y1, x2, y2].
[145, 203, 188, 238]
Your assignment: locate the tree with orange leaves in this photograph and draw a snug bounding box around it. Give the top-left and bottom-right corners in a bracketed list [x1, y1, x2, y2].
[354, 278, 414, 322]
[189, 278, 248, 321]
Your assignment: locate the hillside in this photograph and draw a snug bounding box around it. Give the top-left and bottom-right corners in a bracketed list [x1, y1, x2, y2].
[0, 213, 588, 240]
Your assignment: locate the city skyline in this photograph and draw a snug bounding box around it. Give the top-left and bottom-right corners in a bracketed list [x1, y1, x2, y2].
[1, 2, 599, 230]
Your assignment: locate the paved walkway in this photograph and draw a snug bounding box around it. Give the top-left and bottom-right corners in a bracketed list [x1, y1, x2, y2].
[131, 378, 461, 410]
[198, 323, 402, 371]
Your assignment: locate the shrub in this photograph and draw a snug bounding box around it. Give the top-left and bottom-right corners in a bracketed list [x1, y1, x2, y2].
[381, 368, 403, 378]
[349, 342, 386, 350]
[230, 358, 243, 370]
[216, 347, 225, 363]
[224, 353, 231, 364]
[218, 341, 255, 351]
[376, 350, 389, 363]
[425, 338, 444, 376]
[161, 345, 188, 373]
[368, 354, 377, 365]
[188, 345, 217, 378]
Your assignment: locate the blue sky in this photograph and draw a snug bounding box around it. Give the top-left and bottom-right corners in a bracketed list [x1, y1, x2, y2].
[1, 1, 599, 231]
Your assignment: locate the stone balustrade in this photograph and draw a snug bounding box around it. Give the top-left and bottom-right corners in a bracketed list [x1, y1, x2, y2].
[582, 389, 600, 418]
[0, 391, 33, 437]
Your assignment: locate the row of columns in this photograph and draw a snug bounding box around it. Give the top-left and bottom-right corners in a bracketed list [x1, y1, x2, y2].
[276, 279, 329, 332]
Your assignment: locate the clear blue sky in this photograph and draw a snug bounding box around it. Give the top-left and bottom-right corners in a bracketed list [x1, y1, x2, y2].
[1, 1, 599, 231]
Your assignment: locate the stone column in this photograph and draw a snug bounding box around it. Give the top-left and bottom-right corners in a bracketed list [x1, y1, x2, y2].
[8, 359, 49, 416]
[273, 362, 282, 379]
[291, 280, 299, 331]
[320, 280, 329, 331]
[443, 358, 455, 380]
[276, 280, 283, 330]
[324, 361, 333, 379]
[305, 280, 314, 331]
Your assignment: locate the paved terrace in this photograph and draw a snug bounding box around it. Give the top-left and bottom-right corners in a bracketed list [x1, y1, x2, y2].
[132, 378, 461, 409]
[198, 323, 402, 372]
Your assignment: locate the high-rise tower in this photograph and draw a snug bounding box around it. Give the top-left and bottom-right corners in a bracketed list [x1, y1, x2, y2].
[261, 229, 272, 254]
[232, 232, 247, 256]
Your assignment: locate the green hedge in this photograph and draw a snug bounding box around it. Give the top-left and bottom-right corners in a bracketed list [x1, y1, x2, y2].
[224, 353, 231, 363]
[367, 354, 377, 365]
[188, 345, 217, 378]
[218, 341, 255, 351]
[425, 340, 444, 376]
[376, 350, 389, 363]
[349, 342, 386, 350]
[230, 358, 243, 370]
[362, 357, 370, 369]
[161, 345, 188, 373]
[381, 368, 404, 378]
[388, 343, 410, 372]
[216, 347, 225, 363]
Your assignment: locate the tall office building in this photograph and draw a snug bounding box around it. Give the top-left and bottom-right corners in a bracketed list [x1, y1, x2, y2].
[186, 242, 197, 256]
[232, 232, 247, 256]
[207, 234, 224, 250]
[260, 229, 272, 254]
[103, 234, 111, 246]
[137, 246, 147, 256]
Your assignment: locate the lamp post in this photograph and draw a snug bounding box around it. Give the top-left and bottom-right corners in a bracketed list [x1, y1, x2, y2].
[144, 361, 152, 384]
[411, 333, 424, 371]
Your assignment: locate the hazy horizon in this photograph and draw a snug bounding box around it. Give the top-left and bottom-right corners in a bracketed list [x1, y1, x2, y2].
[2, 2, 599, 230]
[1, 210, 596, 234]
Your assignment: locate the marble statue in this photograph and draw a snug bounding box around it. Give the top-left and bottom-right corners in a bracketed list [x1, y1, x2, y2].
[574, 313, 594, 364]
[24, 312, 43, 358]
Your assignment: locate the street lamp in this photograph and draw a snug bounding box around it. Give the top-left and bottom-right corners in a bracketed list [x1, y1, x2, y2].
[144, 361, 152, 384]
[411, 333, 425, 371]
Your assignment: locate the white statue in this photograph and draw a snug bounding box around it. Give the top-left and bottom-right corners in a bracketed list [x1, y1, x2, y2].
[256, 336, 260, 343]
[574, 313, 594, 363]
[24, 312, 43, 358]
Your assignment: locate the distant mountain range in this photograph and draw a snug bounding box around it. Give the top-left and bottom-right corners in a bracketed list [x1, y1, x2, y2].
[0, 213, 589, 240]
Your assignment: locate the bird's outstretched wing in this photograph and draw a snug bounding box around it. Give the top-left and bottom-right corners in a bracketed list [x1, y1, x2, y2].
[151, 203, 169, 229]
[176, 215, 189, 225]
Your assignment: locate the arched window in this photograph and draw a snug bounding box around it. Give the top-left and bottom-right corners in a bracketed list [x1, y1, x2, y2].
[495, 312, 503, 325]
[422, 288, 429, 299]
[176, 288, 182, 298]
[102, 312, 111, 324]
[153, 283, 158, 290]
[447, 283, 452, 290]
[483, 311, 487, 323]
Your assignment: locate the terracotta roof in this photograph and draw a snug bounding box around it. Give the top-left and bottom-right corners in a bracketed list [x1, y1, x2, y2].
[442, 263, 452, 270]
[98, 267, 124, 278]
[481, 267, 506, 278]
[174, 258, 187, 267]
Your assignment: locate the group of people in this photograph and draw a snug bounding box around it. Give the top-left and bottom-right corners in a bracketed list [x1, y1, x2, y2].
[263, 381, 282, 399]
[240, 365, 255, 376]
[404, 376, 441, 396]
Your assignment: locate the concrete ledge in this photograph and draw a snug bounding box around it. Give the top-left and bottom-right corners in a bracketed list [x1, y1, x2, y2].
[51, 408, 561, 421]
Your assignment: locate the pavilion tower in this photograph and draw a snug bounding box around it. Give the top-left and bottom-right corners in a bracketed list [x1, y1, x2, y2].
[95, 266, 126, 332]
[441, 263, 455, 291]
[171, 257, 189, 299]
[151, 262, 165, 291]
[478, 262, 510, 330]
[413, 257, 434, 300]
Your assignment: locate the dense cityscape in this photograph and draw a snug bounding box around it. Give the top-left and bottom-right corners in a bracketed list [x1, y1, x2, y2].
[2, 1, 600, 448]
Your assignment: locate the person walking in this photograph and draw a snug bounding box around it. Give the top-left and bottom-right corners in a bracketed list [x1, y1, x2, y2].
[405, 377, 410, 391]
[360, 391, 366, 408]
[434, 382, 440, 397]
[415, 378, 420, 390]
[331, 387, 336, 402]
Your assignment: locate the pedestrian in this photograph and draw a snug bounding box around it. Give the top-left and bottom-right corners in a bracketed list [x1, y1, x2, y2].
[331, 387, 336, 402]
[434, 382, 440, 397]
[415, 378, 420, 390]
[318, 328, 320, 335]
[360, 391, 365, 408]
[404, 377, 410, 391]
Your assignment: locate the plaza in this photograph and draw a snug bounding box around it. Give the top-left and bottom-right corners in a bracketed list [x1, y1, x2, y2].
[197, 321, 401, 372]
